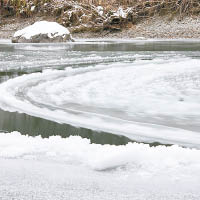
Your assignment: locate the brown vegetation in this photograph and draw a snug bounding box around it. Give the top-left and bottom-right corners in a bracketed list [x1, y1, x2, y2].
[1, 0, 200, 33]
[1, 0, 200, 16]
[76, 0, 200, 16]
[1, 0, 200, 17]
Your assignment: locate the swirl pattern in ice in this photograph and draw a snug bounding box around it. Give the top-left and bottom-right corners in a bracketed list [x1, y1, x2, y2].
[0, 57, 200, 147]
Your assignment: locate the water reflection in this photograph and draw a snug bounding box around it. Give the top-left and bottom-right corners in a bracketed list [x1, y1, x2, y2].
[0, 109, 132, 145]
[2, 40, 200, 51]
[0, 71, 133, 145]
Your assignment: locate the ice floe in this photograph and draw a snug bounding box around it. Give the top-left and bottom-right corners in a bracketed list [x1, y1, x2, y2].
[0, 59, 200, 147]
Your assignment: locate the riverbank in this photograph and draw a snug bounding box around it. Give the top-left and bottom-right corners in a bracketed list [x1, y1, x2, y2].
[1, 15, 200, 39]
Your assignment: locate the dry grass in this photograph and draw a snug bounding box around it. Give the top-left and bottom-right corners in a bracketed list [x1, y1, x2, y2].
[1, 0, 200, 19]
[75, 0, 200, 16]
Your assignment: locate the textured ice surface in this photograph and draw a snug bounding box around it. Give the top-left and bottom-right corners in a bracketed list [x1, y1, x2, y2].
[0, 58, 200, 147]
[0, 132, 200, 200]
[0, 47, 143, 72]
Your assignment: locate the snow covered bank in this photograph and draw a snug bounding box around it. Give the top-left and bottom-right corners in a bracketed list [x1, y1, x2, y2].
[12, 21, 74, 43]
[1, 131, 200, 199]
[1, 131, 200, 172]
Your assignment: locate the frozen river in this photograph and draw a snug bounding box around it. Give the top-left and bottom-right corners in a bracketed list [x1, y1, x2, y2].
[0, 39, 200, 199]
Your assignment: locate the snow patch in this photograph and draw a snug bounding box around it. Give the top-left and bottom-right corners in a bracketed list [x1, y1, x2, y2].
[0, 131, 200, 172]
[116, 7, 127, 18]
[14, 21, 70, 40]
[96, 6, 104, 16]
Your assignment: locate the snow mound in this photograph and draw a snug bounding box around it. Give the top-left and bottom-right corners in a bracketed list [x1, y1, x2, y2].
[0, 132, 200, 172]
[12, 21, 74, 43]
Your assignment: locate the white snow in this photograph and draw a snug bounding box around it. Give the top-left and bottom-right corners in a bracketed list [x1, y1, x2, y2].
[111, 7, 129, 18]
[0, 131, 200, 172]
[116, 7, 127, 18]
[14, 21, 70, 39]
[0, 131, 200, 199]
[0, 58, 200, 147]
[30, 5, 35, 12]
[96, 6, 104, 16]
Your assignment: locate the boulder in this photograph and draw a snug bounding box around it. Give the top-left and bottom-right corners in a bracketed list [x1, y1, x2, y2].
[103, 7, 130, 31]
[12, 21, 74, 43]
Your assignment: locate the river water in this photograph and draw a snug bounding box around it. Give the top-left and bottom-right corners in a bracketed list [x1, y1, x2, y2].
[1, 39, 200, 147]
[1, 39, 200, 199]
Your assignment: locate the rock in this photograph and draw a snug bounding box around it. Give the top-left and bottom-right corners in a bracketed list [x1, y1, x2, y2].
[109, 16, 121, 25]
[12, 21, 74, 43]
[103, 7, 131, 31]
[95, 18, 104, 25]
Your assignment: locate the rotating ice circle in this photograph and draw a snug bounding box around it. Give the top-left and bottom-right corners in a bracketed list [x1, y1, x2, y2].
[0, 58, 200, 147]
